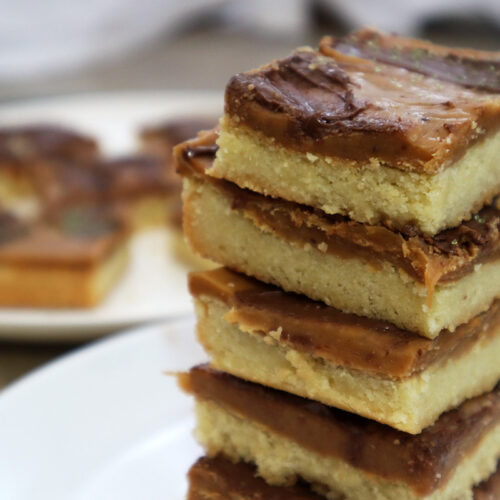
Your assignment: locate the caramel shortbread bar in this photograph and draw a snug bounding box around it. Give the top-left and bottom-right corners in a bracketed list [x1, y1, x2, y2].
[210, 28, 500, 235]
[0, 124, 98, 204]
[181, 365, 500, 500]
[0, 207, 128, 308]
[140, 116, 218, 168]
[177, 132, 500, 337]
[141, 116, 219, 268]
[190, 268, 500, 433]
[97, 155, 178, 228]
[34, 154, 177, 229]
[187, 456, 500, 500]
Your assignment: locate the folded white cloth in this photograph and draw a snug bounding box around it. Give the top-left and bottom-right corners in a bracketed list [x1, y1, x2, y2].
[0, 0, 219, 80]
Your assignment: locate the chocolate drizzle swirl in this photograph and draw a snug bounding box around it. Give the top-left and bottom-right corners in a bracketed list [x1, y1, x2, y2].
[226, 50, 368, 139]
[323, 28, 500, 92]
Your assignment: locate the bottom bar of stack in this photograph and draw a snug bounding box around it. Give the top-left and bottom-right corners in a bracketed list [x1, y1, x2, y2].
[179, 365, 500, 500]
[187, 455, 500, 500]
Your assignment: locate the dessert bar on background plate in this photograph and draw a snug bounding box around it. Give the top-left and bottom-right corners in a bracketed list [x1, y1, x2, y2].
[0, 206, 128, 308]
[0, 124, 98, 208]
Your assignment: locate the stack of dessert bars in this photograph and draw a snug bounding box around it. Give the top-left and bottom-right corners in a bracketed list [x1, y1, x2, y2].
[176, 28, 500, 500]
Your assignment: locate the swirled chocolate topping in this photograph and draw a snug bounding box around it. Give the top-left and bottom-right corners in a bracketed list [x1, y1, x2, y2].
[226, 50, 369, 139]
[321, 28, 500, 92]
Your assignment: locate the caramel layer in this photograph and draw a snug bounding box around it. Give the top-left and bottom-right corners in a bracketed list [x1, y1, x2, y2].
[225, 28, 500, 173]
[176, 132, 500, 298]
[188, 456, 500, 500]
[182, 365, 500, 496]
[188, 455, 324, 500]
[476, 461, 500, 500]
[190, 267, 500, 379]
[0, 207, 126, 266]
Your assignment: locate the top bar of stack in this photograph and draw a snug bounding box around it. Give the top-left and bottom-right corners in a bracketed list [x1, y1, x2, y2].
[180, 28, 500, 338]
[211, 27, 500, 235]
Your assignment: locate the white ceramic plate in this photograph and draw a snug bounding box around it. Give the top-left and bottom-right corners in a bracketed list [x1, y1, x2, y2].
[0, 317, 206, 500]
[0, 91, 223, 341]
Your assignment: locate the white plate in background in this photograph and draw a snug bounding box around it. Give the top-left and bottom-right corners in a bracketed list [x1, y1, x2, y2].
[0, 91, 222, 340]
[0, 317, 206, 500]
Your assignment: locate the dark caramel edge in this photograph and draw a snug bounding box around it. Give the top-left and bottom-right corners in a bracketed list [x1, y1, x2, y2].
[181, 365, 500, 496]
[187, 455, 500, 500]
[187, 455, 324, 500]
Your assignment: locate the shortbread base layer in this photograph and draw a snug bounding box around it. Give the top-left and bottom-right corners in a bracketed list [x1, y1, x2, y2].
[195, 400, 500, 500]
[122, 194, 170, 230]
[183, 176, 500, 337]
[0, 243, 128, 308]
[194, 294, 500, 434]
[170, 228, 217, 271]
[211, 119, 500, 235]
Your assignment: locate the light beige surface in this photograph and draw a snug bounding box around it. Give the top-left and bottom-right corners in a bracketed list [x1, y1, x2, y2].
[195, 295, 500, 434]
[211, 120, 500, 235]
[0, 243, 129, 308]
[183, 177, 500, 337]
[196, 400, 500, 500]
[126, 195, 170, 230]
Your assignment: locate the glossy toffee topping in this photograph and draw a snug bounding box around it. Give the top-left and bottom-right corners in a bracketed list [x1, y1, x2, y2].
[225, 29, 500, 173]
[190, 268, 500, 379]
[321, 28, 500, 92]
[0, 124, 97, 164]
[181, 365, 500, 496]
[188, 456, 500, 500]
[188, 456, 323, 500]
[176, 132, 500, 301]
[0, 207, 125, 266]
